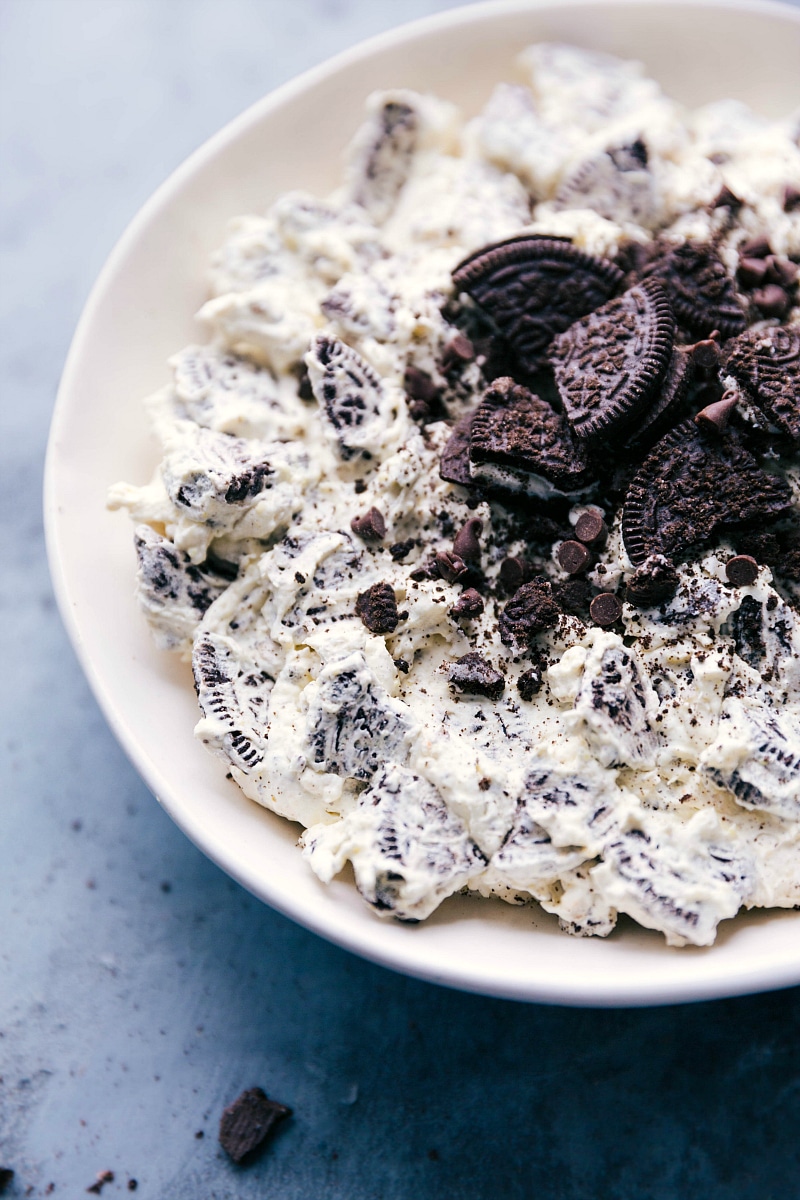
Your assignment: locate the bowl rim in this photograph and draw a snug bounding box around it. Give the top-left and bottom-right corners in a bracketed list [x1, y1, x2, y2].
[45, 0, 800, 1007]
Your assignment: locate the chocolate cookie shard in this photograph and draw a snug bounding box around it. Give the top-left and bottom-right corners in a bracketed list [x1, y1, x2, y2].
[626, 554, 679, 606]
[356, 582, 399, 634]
[347, 98, 418, 224]
[630, 344, 695, 446]
[703, 699, 800, 819]
[439, 411, 475, 487]
[306, 335, 394, 459]
[452, 236, 623, 375]
[449, 652, 505, 699]
[573, 641, 659, 768]
[553, 140, 657, 228]
[646, 242, 747, 340]
[134, 525, 231, 651]
[219, 1087, 291, 1164]
[192, 632, 273, 775]
[621, 421, 793, 566]
[468, 377, 592, 495]
[517, 666, 543, 700]
[549, 279, 675, 441]
[722, 326, 800, 441]
[499, 579, 562, 647]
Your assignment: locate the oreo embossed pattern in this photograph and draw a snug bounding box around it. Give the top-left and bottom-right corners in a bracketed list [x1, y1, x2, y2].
[108, 43, 800, 948]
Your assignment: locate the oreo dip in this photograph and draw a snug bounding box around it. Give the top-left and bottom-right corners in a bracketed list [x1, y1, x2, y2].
[110, 45, 800, 946]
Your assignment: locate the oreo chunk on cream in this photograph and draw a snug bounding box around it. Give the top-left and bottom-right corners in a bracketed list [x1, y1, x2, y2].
[193, 630, 273, 776]
[702, 698, 800, 819]
[303, 763, 485, 921]
[305, 334, 407, 459]
[569, 633, 660, 769]
[133, 525, 232, 653]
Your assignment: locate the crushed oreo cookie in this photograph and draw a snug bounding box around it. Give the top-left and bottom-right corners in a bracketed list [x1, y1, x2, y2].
[499, 579, 562, 647]
[219, 1087, 292, 1164]
[449, 652, 505, 699]
[723, 326, 800, 441]
[644, 241, 747, 339]
[356, 582, 400, 634]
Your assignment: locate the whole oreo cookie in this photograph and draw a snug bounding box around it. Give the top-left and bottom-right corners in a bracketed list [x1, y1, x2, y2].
[468, 376, 592, 495]
[645, 242, 747, 340]
[722, 326, 800, 441]
[549, 279, 675, 440]
[622, 420, 793, 565]
[452, 235, 623, 376]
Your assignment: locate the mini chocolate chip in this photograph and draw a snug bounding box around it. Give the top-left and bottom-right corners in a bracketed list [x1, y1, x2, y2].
[751, 284, 791, 317]
[726, 554, 759, 586]
[452, 517, 482, 563]
[690, 336, 721, 379]
[448, 652, 505, 700]
[574, 511, 607, 547]
[404, 366, 440, 403]
[739, 236, 772, 259]
[389, 539, 415, 561]
[557, 540, 591, 575]
[354, 479, 367, 495]
[498, 556, 530, 592]
[409, 560, 439, 582]
[784, 184, 800, 212]
[711, 185, 741, 210]
[737, 256, 769, 287]
[517, 666, 543, 701]
[764, 256, 798, 288]
[693, 389, 737, 434]
[589, 592, 623, 627]
[356, 582, 399, 634]
[350, 507, 386, 542]
[478, 777, 491, 791]
[451, 588, 484, 619]
[435, 551, 468, 582]
[394, 658, 410, 673]
[442, 333, 475, 369]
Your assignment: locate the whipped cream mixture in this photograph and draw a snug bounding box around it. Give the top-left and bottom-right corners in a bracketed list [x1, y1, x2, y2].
[110, 44, 800, 945]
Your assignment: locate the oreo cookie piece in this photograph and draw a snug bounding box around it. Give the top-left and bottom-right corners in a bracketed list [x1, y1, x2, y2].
[356, 582, 399, 634]
[134, 526, 232, 651]
[162, 427, 276, 523]
[722, 326, 800, 442]
[452, 235, 623, 375]
[306, 335, 396, 459]
[573, 641, 659, 768]
[622, 421, 793, 566]
[448, 653, 505, 700]
[468, 377, 592, 496]
[499, 579, 562, 648]
[348, 99, 418, 224]
[703, 699, 800, 819]
[553, 140, 658, 228]
[549, 279, 675, 440]
[219, 1088, 291, 1164]
[645, 242, 747, 340]
[303, 763, 485, 921]
[192, 631, 273, 775]
[439, 411, 475, 487]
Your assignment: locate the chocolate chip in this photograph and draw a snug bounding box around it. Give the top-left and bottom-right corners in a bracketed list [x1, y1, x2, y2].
[452, 517, 482, 563]
[751, 284, 791, 318]
[764, 256, 798, 288]
[435, 551, 468, 582]
[442, 332, 475, 369]
[574, 510, 607, 546]
[589, 592, 623, 626]
[404, 366, 440, 403]
[452, 235, 623, 375]
[409, 560, 439, 582]
[739, 236, 772, 259]
[356, 582, 399, 634]
[499, 578, 562, 646]
[451, 588, 484, 619]
[737, 256, 769, 288]
[219, 1087, 292, 1164]
[784, 184, 800, 212]
[723, 326, 800, 440]
[726, 555, 759, 587]
[557, 539, 591, 575]
[350, 507, 386, 542]
[389, 539, 415, 561]
[517, 666, 543, 701]
[498, 556, 530, 593]
[626, 554, 679, 606]
[690, 336, 721, 379]
[550, 279, 675, 440]
[693, 389, 738, 434]
[448, 652, 505, 699]
[711, 185, 742, 210]
[622, 420, 792, 565]
[645, 241, 746, 340]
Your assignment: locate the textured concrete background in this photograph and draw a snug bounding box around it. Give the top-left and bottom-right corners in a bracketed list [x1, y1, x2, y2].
[2, 1, 800, 1196]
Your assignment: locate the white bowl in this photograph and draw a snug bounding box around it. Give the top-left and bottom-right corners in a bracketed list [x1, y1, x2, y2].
[45, 0, 800, 1006]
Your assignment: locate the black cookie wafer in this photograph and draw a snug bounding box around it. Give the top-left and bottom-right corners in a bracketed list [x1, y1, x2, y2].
[439, 411, 475, 487]
[549, 279, 675, 440]
[722, 326, 800, 441]
[622, 420, 793, 565]
[452, 235, 623, 375]
[645, 242, 747, 340]
[629, 344, 695, 447]
[468, 376, 592, 494]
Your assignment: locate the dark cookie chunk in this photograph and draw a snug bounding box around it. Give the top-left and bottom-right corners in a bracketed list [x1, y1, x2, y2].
[626, 554, 680, 606]
[499, 579, 562, 647]
[351, 100, 417, 224]
[723, 326, 800, 441]
[356, 582, 399, 634]
[726, 555, 759, 587]
[350, 507, 386, 542]
[451, 588, 484, 619]
[219, 1087, 291, 1164]
[784, 184, 800, 212]
[552, 577, 593, 617]
[622, 421, 793, 566]
[449, 652, 505, 700]
[751, 284, 792, 319]
[645, 242, 746, 339]
[549, 279, 675, 441]
[439, 411, 475, 487]
[517, 666, 543, 701]
[452, 235, 623, 375]
[468, 377, 591, 493]
[389, 539, 415, 561]
[631, 344, 695, 446]
[726, 595, 766, 666]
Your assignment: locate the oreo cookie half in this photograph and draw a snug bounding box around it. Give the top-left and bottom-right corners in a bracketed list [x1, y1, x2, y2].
[622, 420, 793, 565]
[468, 377, 592, 496]
[722, 326, 800, 441]
[549, 279, 675, 440]
[452, 235, 623, 375]
[645, 242, 747, 340]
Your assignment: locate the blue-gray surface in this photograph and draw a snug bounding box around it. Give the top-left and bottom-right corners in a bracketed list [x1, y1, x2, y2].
[2, 0, 800, 1196]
